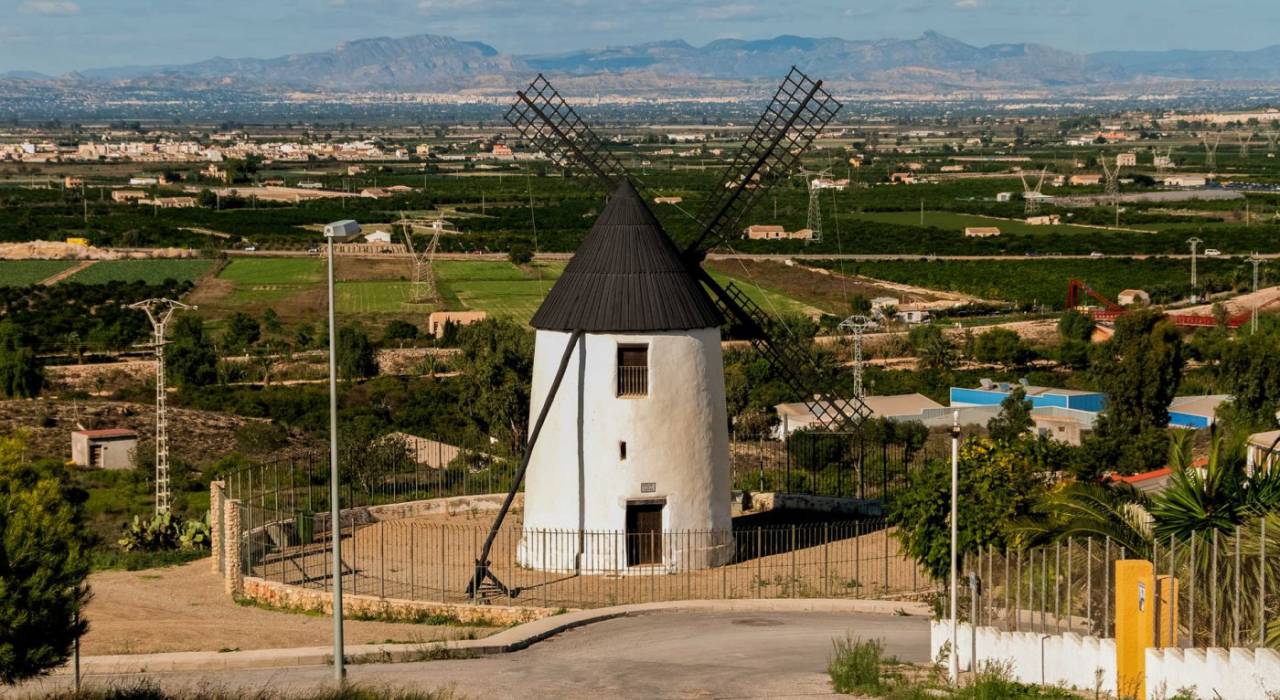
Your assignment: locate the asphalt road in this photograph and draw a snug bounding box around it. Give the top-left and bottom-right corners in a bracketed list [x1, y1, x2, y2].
[22, 611, 930, 700]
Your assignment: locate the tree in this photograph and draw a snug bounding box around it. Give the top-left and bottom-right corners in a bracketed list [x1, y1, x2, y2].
[336, 324, 379, 380]
[508, 244, 533, 265]
[888, 437, 1048, 579]
[1218, 330, 1280, 427]
[452, 319, 534, 454]
[972, 327, 1032, 367]
[166, 315, 217, 389]
[1081, 310, 1184, 475]
[0, 433, 91, 684]
[382, 319, 419, 343]
[0, 322, 43, 399]
[221, 312, 260, 353]
[909, 325, 959, 371]
[987, 387, 1034, 443]
[1057, 310, 1094, 343]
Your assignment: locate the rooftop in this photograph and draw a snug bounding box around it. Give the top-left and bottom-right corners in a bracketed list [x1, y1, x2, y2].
[72, 428, 138, 439]
[531, 180, 723, 333]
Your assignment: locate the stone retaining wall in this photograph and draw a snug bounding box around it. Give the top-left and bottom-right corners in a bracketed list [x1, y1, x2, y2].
[240, 576, 554, 627]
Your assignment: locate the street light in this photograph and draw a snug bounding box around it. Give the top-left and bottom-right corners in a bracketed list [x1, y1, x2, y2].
[323, 218, 360, 682]
[949, 410, 961, 684]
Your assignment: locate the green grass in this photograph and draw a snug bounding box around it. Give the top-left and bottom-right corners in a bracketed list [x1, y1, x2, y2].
[0, 259, 75, 286]
[337, 281, 433, 314]
[435, 260, 564, 321]
[851, 210, 1131, 236]
[828, 636, 886, 695]
[219, 258, 324, 285]
[707, 270, 824, 318]
[67, 259, 215, 285]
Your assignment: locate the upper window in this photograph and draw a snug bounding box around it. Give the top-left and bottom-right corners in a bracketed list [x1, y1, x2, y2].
[617, 344, 648, 397]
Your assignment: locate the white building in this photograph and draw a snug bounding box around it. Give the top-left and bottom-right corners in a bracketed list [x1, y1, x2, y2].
[363, 230, 393, 244]
[518, 181, 733, 572]
[71, 429, 138, 470]
[1116, 152, 1137, 167]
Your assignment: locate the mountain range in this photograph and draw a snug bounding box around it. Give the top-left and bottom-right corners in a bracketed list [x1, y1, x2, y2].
[8, 31, 1280, 94]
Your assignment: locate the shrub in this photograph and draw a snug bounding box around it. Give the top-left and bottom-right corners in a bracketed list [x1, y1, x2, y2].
[117, 512, 210, 553]
[827, 636, 884, 694]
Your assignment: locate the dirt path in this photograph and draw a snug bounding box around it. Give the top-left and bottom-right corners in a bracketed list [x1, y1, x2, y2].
[1179, 284, 1280, 316]
[81, 559, 494, 655]
[39, 260, 96, 285]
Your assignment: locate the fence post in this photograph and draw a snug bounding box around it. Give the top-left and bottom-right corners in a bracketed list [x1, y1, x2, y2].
[1260, 516, 1267, 648]
[823, 523, 830, 597]
[756, 528, 762, 598]
[380, 521, 386, 600]
[223, 499, 242, 596]
[210, 480, 225, 574]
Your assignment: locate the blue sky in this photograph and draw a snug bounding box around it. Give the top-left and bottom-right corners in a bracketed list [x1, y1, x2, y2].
[3, 0, 1279, 75]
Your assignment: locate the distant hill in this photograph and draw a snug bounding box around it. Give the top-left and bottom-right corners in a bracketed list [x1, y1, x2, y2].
[12, 31, 1280, 93]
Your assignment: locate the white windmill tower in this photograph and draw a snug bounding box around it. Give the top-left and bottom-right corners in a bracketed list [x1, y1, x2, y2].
[516, 181, 733, 572]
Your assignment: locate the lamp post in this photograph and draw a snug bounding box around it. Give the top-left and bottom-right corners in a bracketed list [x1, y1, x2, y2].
[949, 410, 961, 684]
[323, 219, 360, 682]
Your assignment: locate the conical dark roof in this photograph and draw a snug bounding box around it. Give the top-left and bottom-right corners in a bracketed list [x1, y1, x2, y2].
[531, 180, 723, 332]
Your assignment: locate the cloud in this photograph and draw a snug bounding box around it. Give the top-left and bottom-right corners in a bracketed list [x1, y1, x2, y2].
[954, 0, 980, 8]
[694, 3, 763, 20]
[18, 1, 80, 14]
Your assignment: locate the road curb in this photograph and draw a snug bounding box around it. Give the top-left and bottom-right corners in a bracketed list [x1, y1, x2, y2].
[62, 598, 930, 675]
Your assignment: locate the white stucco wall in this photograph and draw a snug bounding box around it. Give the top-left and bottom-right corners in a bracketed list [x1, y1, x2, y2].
[931, 621, 1116, 695]
[1146, 647, 1280, 700]
[518, 328, 733, 572]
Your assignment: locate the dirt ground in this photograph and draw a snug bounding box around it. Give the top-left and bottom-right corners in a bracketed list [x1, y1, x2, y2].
[81, 559, 494, 656]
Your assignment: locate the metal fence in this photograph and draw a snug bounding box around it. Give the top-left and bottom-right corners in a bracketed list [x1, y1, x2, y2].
[730, 431, 934, 501]
[954, 521, 1280, 649]
[234, 508, 937, 610]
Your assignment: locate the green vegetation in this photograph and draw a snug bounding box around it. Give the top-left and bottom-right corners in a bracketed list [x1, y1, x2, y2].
[850, 209, 1119, 236]
[0, 433, 90, 685]
[219, 257, 323, 286]
[435, 260, 562, 320]
[828, 636, 887, 694]
[818, 257, 1243, 309]
[67, 259, 215, 285]
[0, 260, 73, 286]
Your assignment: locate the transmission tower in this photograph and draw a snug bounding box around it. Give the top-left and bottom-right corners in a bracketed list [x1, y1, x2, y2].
[799, 167, 831, 243]
[1019, 167, 1047, 216]
[1186, 236, 1203, 289]
[1267, 132, 1279, 158]
[1246, 253, 1265, 292]
[838, 314, 874, 399]
[1101, 157, 1121, 226]
[401, 217, 442, 303]
[1240, 133, 1255, 158]
[128, 298, 195, 516]
[1154, 146, 1173, 177]
[1203, 133, 1222, 172]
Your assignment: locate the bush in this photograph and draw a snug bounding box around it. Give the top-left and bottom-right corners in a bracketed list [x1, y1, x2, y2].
[117, 512, 210, 553]
[508, 244, 533, 265]
[828, 636, 885, 694]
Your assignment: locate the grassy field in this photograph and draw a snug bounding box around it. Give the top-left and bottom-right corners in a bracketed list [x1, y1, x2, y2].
[67, 259, 216, 285]
[0, 260, 74, 286]
[435, 260, 564, 321]
[705, 269, 824, 319]
[219, 257, 325, 285]
[849, 210, 1128, 237]
[337, 280, 432, 314]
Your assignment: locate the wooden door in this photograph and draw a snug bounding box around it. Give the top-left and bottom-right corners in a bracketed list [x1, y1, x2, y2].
[626, 502, 663, 566]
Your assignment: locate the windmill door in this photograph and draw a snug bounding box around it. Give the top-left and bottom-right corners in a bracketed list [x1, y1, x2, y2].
[626, 502, 663, 566]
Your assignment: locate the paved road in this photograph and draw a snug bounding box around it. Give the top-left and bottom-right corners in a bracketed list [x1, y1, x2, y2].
[22, 611, 929, 699]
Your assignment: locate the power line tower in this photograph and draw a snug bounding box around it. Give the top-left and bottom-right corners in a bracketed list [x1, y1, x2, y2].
[401, 217, 442, 303]
[128, 298, 195, 516]
[799, 167, 831, 243]
[1101, 156, 1122, 226]
[1203, 133, 1221, 172]
[1154, 146, 1173, 177]
[1246, 252, 1264, 292]
[1019, 167, 1047, 216]
[838, 314, 874, 400]
[1267, 132, 1280, 158]
[1186, 236, 1203, 290]
[1240, 132, 1255, 158]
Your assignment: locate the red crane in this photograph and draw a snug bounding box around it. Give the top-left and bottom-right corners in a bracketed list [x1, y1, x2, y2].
[1065, 278, 1252, 329]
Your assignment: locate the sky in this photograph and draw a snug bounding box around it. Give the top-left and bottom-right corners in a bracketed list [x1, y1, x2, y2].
[3, 0, 1280, 75]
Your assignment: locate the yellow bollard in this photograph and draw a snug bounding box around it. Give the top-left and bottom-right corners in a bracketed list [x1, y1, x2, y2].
[1115, 560, 1155, 700]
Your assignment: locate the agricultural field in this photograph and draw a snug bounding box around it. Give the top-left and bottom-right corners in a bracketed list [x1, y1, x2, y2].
[822, 257, 1249, 309]
[848, 210, 1138, 236]
[0, 259, 74, 286]
[435, 260, 565, 321]
[65, 259, 216, 285]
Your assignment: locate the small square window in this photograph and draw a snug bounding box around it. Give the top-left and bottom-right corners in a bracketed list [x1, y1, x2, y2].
[619, 441, 627, 460]
[617, 344, 648, 397]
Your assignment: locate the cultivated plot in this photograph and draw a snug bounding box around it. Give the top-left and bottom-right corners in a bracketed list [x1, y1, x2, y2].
[65, 259, 215, 285]
[0, 260, 75, 286]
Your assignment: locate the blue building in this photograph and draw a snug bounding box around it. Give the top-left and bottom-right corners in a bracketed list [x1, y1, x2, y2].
[949, 380, 1108, 413]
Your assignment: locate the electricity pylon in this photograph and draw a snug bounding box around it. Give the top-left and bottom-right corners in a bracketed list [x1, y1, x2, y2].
[838, 314, 874, 399]
[1203, 133, 1222, 172]
[1019, 167, 1047, 216]
[128, 298, 195, 516]
[1186, 236, 1204, 289]
[401, 215, 441, 303]
[799, 167, 832, 243]
[1101, 157, 1122, 226]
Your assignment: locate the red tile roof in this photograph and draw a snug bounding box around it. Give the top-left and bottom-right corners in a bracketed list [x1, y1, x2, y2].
[73, 428, 138, 439]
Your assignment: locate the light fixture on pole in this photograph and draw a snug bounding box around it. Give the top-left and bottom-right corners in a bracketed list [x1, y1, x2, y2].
[949, 410, 961, 684]
[323, 218, 360, 682]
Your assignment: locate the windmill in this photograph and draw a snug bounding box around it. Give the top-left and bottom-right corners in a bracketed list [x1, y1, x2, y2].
[400, 213, 441, 303]
[797, 166, 832, 243]
[128, 298, 195, 516]
[468, 68, 867, 598]
[1019, 167, 1048, 216]
[1203, 133, 1222, 172]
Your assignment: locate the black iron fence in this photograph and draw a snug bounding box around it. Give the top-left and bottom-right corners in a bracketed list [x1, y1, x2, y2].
[730, 430, 934, 501]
